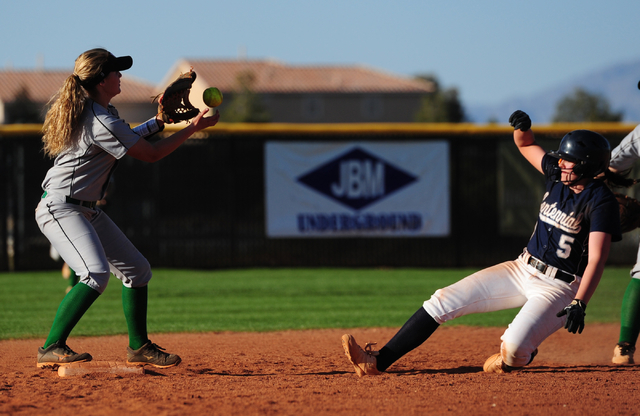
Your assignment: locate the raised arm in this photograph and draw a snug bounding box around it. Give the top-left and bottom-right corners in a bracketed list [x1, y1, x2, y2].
[510, 110, 547, 174]
[126, 109, 220, 163]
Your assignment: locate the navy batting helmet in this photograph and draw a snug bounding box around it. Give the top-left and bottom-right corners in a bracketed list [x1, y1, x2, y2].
[548, 130, 611, 178]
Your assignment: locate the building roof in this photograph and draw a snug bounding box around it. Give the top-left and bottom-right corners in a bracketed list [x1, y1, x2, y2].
[164, 59, 435, 94]
[0, 59, 434, 106]
[0, 70, 156, 104]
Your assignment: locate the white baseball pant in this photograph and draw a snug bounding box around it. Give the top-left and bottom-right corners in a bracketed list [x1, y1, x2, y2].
[35, 192, 152, 294]
[422, 252, 580, 367]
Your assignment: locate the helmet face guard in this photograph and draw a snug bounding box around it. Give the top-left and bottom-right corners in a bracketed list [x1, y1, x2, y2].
[548, 130, 611, 181]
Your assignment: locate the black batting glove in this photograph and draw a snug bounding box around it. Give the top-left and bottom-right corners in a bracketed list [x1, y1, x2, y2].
[556, 299, 587, 334]
[509, 110, 531, 132]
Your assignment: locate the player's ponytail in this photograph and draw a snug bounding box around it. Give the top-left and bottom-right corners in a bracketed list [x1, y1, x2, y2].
[42, 49, 110, 158]
[42, 74, 86, 157]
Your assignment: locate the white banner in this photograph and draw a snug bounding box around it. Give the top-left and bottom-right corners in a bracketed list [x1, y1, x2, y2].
[265, 141, 450, 237]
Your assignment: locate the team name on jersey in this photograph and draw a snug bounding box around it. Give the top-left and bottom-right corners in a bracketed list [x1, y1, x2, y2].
[539, 193, 583, 234]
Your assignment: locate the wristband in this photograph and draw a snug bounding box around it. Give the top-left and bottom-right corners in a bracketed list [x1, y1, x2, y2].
[132, 118, 164, 137]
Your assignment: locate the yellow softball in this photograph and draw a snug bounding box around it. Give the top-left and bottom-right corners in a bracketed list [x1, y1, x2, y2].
[203, 87, 223, 107]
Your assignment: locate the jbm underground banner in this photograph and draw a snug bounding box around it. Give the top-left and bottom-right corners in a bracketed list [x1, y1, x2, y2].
[265, 141, 450, 238]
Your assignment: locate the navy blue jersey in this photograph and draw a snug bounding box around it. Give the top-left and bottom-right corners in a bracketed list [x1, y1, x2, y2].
[526, 154, 621, 277]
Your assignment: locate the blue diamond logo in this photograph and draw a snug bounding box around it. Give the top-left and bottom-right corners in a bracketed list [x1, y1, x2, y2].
[296, 147, 418, 210]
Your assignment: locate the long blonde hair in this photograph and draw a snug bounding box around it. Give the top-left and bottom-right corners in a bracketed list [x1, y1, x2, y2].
[42, 48, 111, 157]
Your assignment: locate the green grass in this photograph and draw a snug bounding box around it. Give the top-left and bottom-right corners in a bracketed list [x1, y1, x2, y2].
[0, 267, 632, 340]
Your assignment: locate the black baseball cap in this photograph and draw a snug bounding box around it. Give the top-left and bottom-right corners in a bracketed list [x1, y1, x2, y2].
[81, 52, 133, 88]
[102, 53, 133, 74]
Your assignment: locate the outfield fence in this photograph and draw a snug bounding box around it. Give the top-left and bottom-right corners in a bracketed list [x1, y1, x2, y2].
[2, 122, 639, 271]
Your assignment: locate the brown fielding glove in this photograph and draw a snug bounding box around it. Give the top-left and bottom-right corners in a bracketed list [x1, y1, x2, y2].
[154, 68, 199, 123]
[615, 192, 640, 233]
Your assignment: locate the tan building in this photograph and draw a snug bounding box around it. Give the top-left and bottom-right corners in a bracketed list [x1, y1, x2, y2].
[160, 59, 435, 123]
[0, 70, 157, 124]
[1, 61, 435, 125]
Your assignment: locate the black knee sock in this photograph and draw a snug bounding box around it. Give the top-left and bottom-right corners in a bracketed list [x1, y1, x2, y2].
[376, 307, 439, 372]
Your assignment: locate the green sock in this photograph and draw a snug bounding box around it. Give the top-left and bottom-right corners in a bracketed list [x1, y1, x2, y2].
[68, 268, 78, 290]
[122, 285, 149, 350]
[619, 278, 640, 346]
[44, 283, 100, 348]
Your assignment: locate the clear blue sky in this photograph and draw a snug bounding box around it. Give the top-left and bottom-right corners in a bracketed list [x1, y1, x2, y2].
[2, 0, 638, 106]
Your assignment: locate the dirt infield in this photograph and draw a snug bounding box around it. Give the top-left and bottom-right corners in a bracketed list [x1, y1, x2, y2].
[1, 324, 638, 415]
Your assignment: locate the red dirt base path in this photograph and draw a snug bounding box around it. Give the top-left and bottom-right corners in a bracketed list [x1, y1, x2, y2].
[1, 324, 639, 415]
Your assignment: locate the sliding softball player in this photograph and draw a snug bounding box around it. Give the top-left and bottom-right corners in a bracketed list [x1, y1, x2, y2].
[342, 110, 623, 375]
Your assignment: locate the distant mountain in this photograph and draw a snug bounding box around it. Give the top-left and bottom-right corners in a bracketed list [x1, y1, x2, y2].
[466, 58, 640, 124]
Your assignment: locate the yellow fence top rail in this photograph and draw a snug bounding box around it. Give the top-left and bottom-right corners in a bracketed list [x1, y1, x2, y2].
[1, 122, 637, 137]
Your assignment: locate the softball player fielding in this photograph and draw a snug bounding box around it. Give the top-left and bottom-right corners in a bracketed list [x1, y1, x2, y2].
[343, 110, 623, 376]
[35, 48, 219, 369]
[608, 86, 640, 364]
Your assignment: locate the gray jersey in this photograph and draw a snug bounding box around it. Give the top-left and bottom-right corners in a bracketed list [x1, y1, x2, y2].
[610, 124, 640, 172]
[41, 99, 158, 201]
